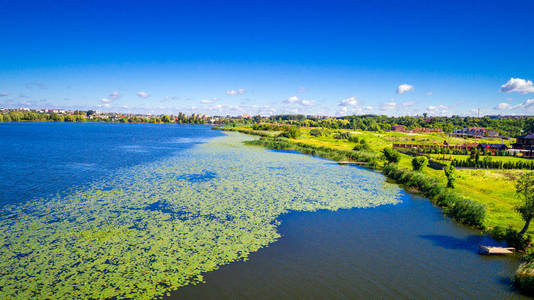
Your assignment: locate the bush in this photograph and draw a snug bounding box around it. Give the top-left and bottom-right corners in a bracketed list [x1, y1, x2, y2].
[444, 165, 456, 188]
[347, 135, 359, 143]
[333, 132, 352, 140]
[278, 126, 300, 139]
[309, 128, 324, 137]
[445, 198, 486, 228]
[491, 226, 531, 251]
[515, 262, 534, 296]
[383, 147, 401, 164]
[412, 156, 428, 171]
[353, 139, 370, 151]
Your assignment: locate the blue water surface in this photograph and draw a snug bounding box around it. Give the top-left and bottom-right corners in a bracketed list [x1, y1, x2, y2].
[0, 122, 222, 205]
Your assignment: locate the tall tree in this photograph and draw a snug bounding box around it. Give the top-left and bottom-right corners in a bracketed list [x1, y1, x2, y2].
[444, 165, 457, 188]
[516, 172, 534, 236]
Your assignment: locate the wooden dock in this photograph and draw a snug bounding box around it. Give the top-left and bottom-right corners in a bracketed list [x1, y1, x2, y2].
[479, 245, 515, 255]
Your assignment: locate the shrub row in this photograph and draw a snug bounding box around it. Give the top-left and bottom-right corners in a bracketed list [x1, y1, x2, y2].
[252, 123, 288, 131]
[383, 164, 486, 228]
[411, 146, 509, 157]
[452, 159, 534, 170]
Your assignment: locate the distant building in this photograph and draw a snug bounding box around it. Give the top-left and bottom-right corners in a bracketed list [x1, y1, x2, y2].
[477, 143, 508, 154]
[512, 134, 534, 158]
[390, 125, 407, 132]
[451, 128, 499, 138]
[410, 128, 443, 133]
[390, 125, 442, 133]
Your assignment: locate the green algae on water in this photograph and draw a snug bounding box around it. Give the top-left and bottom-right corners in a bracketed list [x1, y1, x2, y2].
[0, 132, 401, 299]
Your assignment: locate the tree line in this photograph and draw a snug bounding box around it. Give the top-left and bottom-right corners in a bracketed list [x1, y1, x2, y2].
[266, 114, 534, 137]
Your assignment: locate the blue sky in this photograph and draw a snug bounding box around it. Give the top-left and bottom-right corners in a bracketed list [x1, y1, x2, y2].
[0, 0, 533, 116]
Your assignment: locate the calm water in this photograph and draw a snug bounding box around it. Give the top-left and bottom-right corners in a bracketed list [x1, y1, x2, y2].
[0, 122, 222, 205]
[175, 193, 526, 299]
[0, 123, 528, 299]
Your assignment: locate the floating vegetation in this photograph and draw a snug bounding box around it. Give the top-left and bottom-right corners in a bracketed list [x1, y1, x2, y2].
[0, 132, 401, 299]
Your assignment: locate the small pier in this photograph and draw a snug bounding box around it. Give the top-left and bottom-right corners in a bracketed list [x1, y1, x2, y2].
[478, 245, 515, 255]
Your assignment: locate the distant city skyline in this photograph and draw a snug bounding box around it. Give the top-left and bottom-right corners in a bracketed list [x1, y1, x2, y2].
[1, 0, 533, 116]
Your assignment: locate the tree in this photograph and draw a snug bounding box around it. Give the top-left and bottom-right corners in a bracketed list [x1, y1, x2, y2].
[470, 148, 480, 162]
[516, 172, 534, 236]
[383, 147, 401, 164]
[161, 115, 171, 123]
[279, 126, 300, 139]
[412, 156, 428, 171]
[309, 128, 324, 137]
[64, 115, 76, 122]
[444, 165, 456, 188]
[8, 111, 23, 122]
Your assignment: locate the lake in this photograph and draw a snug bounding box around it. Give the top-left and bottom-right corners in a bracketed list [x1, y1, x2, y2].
[0, 123, 528, 299]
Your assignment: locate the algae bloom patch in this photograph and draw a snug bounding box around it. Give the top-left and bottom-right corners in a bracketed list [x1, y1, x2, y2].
[0, 132, 400, 299]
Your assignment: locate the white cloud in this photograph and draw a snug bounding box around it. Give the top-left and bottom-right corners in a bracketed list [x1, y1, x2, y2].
[97, 103, 111, 108]
[100, 98, 111, 103]
[109, 91, 120, 100]
[515, 99, 534, 111]
[396, 84, 414, 94]
[337, 106, 349, 115]
[226, 88, 246, 95]
[501, 78, 534, 94]
[200, 97, 217, 104]
[495, 99, 534, 112]
[136, 91, 150, 98]
[297, 86, 307, 93]
[283, 95, 314, 107]
[495, 102, 512, 110]
[338, 96, 359, 107]
[336, 97, 364, 115]
[364, 106, 373, 111]
[427, 105, 448, 115]
[0, 92, 8, 97]
[380, 101, 397, 111]
[426, 91, 433, 96]
[284, 96, 300, 103]
[300, 99, 314, 106]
